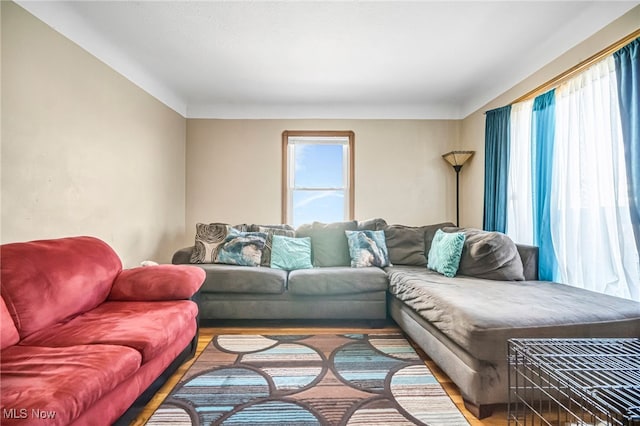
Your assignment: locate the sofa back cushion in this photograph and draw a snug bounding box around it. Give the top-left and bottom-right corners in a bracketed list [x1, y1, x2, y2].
[310, 221, 357, 267]
[423, 222, 456, 254]
[1, 296, 19, 349]
[0, 236, 122, 338]
[384, 225, 428, 266]
[385, 222, 455, 266]
[357, 218, 388, 231]
[443, 227, 525, 281]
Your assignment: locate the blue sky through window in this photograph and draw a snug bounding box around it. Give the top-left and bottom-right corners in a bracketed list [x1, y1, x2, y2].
[292, 143, 345, 227]
[293, 190, 345, 227]
[294, 144, 343, 188]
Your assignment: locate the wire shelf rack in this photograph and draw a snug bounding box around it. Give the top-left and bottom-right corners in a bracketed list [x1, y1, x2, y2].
[508, 338, 640, 426]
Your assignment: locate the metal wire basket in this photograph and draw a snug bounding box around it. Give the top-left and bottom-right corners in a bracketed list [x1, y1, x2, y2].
[508, 338, 640, 426]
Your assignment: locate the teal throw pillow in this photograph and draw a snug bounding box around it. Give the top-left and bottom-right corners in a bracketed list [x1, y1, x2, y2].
[427, 229, 465, 278]
[215, 230, 267, 267]
[270, 235, 313, 271]
[258, 226, 296, 267]
[345, 230, 391, 268]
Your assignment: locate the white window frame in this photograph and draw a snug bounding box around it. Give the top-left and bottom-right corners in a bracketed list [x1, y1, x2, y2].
[282, 131, 354, 225]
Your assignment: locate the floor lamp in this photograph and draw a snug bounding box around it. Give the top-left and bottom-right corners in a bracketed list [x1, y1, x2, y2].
[442, 151, 474, 227]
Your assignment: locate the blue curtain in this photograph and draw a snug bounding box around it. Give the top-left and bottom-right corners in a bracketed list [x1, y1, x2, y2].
[531, 90, 558, 281]
[614, 37, 640, 254]
[483, 105, 511, 232]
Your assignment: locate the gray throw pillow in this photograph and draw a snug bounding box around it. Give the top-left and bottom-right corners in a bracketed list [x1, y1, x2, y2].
[443, 227, 525, 281]
[384, 225, 429, 266]
[357, 218, 388, 231]
[249, 223, 294, 232]
[310, 221, 358, 267]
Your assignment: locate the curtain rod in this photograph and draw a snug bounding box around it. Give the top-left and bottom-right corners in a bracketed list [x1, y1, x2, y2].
[511, 29, 640, 105]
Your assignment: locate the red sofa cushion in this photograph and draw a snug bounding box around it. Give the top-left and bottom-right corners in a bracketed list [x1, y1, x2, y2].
[19, 300, 198, 363]
[0, 344, 141, 426]
[0, 297, 19, 350]
[67, 320, 198, 426]
[1, 236, 122, 338]
[109, 264, 205, 301]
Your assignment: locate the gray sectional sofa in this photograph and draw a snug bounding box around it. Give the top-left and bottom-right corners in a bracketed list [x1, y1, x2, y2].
[173, 218, 640, 418]
[172, 219, 392, 320]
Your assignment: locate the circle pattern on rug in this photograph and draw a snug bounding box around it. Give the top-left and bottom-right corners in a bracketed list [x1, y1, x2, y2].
[332, 341, 407, 393]
[172, 367, 271, 424]
[147, 334, 469, 426]
[216, 335, 279, 352]
[220, 400, 322, 425]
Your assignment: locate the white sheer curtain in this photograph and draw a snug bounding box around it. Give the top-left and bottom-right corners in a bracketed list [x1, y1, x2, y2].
[552, 56, 640, 301]
[506, 100, 534, 245]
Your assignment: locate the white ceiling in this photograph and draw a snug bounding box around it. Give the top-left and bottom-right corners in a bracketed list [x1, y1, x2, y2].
[17, 1, 640, 119]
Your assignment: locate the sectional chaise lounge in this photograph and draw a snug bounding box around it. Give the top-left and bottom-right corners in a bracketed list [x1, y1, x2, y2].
[173, 218, 640, 418]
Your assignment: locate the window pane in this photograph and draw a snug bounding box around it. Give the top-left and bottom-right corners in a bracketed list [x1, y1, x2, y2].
[294, 144, 344, 188]
[292, 190, 344, 227]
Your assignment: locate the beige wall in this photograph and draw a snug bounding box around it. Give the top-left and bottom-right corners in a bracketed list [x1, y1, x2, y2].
[186, 119, 459, 239]
[1, 2, 187, 267]
[4, 1, 637, 260]
[459, 5, 640, 229]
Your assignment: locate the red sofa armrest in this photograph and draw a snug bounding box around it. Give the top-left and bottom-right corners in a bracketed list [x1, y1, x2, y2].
[109, 265, 205, 301]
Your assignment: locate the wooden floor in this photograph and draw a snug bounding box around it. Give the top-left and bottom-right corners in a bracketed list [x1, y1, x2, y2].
[129, 322, 508, 426]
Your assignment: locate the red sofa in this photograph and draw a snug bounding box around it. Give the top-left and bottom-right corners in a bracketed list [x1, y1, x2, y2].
[0, 236, 205, 425]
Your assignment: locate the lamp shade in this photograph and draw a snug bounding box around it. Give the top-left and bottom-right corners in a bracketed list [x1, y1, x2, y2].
[442, 151, 475, 167]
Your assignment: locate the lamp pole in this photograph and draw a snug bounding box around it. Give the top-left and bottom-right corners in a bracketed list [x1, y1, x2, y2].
[454, 165, 462, 227]
[441, 150, 474, 228]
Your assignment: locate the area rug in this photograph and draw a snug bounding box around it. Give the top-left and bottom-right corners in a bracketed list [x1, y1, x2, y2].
[147, 333, 469, 425]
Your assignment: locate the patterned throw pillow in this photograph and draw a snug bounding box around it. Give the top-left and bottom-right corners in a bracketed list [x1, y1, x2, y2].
[190, 223, 230, 263]
[427, 229, 466, 278]
[270, 235, 313, 271]
[258, 226, 296, 267]
[345, 230, 391, 268]
[215, 230, 267, 267]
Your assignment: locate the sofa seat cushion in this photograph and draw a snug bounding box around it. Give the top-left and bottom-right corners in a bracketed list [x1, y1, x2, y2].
[19, 300, 197, 363]
[387, 266, 640, 361]
[288, 267, 388, 295]
[198, 264, 287, 294]
[1, 344, 141, 426]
